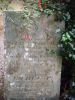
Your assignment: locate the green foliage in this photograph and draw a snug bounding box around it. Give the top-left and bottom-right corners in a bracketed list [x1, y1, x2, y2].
[60, 25, 75, 64]
[59, 1, 75, 99]
[33, 0, 70, 22]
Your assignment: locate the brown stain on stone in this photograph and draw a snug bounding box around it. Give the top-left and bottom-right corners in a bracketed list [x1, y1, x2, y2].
[0, 14, 4, 35]
[7, 58, 20, 75]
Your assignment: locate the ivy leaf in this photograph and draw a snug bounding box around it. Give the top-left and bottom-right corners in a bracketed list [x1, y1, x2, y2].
[66, 32, 72, 41]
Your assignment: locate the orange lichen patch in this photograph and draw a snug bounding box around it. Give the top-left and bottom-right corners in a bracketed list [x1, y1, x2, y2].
[23, 34, 32, 41]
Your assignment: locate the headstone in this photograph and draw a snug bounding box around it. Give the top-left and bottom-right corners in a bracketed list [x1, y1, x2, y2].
[4, 9, 64, 100]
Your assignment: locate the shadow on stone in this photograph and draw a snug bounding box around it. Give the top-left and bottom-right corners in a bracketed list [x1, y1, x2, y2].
[8, 95, 59, 100]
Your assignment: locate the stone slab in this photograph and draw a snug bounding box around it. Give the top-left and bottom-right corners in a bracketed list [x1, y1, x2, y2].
[4, 11, 63, 100]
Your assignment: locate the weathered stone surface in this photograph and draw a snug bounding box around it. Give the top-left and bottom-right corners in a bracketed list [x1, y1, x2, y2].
[0, 13, 4, 99]
[4, 11, 64, 100]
